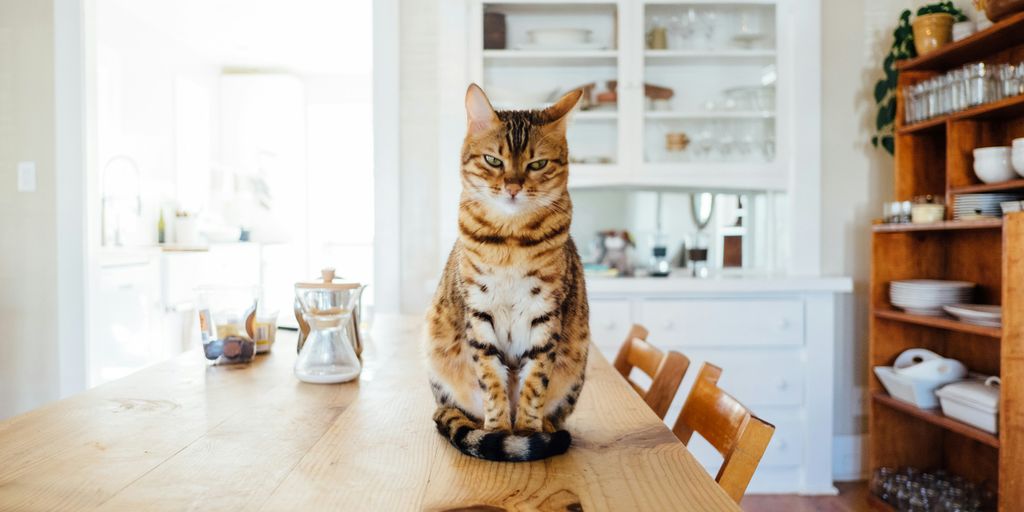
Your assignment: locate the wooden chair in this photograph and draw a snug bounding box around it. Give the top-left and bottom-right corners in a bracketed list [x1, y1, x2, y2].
[612, 324, 690, 419]
[671, 362, 775, 504]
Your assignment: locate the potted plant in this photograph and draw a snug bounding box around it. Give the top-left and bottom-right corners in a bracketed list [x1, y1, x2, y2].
[913, 1, 968, 55]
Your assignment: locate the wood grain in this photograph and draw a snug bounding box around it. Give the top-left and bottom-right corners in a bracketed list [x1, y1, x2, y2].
[0, 317, 739, 511]
[1001, 212, 1024, 510]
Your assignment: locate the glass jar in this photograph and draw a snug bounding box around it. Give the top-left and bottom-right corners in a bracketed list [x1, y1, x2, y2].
[965, 62, 993, 107]
[196, 285, 260, 365]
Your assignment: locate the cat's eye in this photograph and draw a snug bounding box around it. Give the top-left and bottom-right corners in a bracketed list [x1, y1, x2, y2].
[483, 155, 503, 168]
[527, 159, 548, 171]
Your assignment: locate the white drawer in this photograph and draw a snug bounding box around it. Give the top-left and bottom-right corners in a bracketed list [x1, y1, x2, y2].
[638, 299, 804, 348]
[670, 350, 804, 408]
[588, 299, 632, 353]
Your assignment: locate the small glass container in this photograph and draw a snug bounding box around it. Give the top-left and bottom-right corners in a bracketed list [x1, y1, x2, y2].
[965, 62, 993, 107]
[197, 285, 259, 365]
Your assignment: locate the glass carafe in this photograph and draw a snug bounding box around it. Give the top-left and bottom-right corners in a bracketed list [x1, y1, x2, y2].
[293, 281, 362, 384]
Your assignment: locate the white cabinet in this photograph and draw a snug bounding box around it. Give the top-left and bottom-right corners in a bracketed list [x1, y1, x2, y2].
[459, 0, 819, 194]
[91, 250, 164, 385]
[587, 280, 845, 494]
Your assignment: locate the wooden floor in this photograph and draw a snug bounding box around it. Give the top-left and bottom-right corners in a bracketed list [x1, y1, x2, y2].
[741, 482, 868, 512]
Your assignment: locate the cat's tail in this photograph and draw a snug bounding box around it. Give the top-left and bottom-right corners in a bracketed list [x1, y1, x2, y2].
[433, 406, 571, 462]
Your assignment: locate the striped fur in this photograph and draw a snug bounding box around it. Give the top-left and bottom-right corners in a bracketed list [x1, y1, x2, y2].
[425, 85, 590, 462]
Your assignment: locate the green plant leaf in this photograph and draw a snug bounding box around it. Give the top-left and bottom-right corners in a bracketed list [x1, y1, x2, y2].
[875, 80, 889, 103]
[882, 136, 895, 155]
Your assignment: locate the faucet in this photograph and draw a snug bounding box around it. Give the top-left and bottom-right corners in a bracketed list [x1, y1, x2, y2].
[100, 155, 142, 247]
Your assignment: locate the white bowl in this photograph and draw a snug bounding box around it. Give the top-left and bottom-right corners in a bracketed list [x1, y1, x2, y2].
[1014, 152, 1024, 177]
[975, 155, 1017, 183]
[527, 28, 591, 46]
[952, 21, 975, 41]
[1012, 137, 1024, 150]
[974, 146, 1010, 159]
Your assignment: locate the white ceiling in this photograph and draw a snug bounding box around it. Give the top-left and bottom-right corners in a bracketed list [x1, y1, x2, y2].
[102, 0, 373, 75]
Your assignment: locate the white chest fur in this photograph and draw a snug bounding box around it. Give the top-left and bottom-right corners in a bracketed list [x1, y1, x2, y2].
[466, 265, 549, 358]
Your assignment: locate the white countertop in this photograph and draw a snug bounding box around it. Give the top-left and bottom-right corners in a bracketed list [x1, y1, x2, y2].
[585, 275, 853, 294]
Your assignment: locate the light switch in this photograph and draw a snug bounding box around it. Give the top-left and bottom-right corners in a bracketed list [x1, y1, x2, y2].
[17, 161, 36, 192]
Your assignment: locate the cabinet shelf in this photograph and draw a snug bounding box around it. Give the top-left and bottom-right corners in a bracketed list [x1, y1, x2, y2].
[574, 110, 618, 121]
[896, 94, 1024, 135]
[871, 219, 1003, 233]
[950, 179, 1024, 195]
[482, 49, 618, 66]
[569, 162, 785, 191]
[897, 12, 1024, 72]
[872, 392, 1000, 449]
[873, 307, 1002, 338]
[644, 110, 774, 120]
[644, 49, 775, 64]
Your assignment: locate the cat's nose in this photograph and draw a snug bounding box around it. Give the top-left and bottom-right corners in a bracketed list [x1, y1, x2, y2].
[505, 183, 522, 198]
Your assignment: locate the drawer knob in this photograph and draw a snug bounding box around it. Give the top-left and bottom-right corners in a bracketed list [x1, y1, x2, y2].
[777, 318, 790, 330]
[604, 320, 616, 330]
[777, 439, 787, 451]
[776, 379, 789, 391]
[663, 320, 675, 330]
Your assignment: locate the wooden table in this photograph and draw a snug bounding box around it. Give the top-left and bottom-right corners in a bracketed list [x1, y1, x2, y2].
[0, 316, 739, 511]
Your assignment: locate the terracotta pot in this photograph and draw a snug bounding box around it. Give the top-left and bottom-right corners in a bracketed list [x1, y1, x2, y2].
[912, 13, 955, 55]
[986, 0, 1024, 22]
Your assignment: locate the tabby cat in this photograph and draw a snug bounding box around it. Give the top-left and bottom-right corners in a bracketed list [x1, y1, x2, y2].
[425, 84, 591, 462]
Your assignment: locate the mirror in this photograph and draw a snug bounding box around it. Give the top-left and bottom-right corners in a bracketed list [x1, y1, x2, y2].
[689, 192, 715, 231]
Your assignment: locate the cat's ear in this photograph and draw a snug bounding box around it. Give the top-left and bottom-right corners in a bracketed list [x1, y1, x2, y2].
[540, 89, 583, 132]
[465, 83, 499, 135]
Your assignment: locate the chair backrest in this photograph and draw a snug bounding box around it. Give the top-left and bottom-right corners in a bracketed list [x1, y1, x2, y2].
[612, 324, 690, 419]
[671, 362, 775, 503]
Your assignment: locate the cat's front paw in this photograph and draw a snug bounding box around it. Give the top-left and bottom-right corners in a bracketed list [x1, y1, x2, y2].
[513, 416, 543, 434]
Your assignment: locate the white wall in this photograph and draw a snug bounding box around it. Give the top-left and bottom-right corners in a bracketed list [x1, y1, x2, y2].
[399, 0, 443, 313]
[0, 0, 61, 419]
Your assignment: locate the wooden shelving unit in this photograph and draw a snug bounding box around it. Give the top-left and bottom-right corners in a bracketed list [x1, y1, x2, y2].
[870, 12, 1024, 511]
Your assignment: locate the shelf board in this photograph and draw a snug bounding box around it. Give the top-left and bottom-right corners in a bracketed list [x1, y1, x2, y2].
[483, 49, 618, 65]
[871, 218, 1003, 233]
[897, 93, 1024, 134]
[898, 12, 1024, 72]
[874, 307, 1002, 338]
[645, 0, 777, 4]
[644, 110, 774, 120]
[950, 178, 1024, 195]
[644, 49, 775, 63]
[872, 392, 1000, 448]
[574, 110, 618, 121]
[569, 162, 786, 191]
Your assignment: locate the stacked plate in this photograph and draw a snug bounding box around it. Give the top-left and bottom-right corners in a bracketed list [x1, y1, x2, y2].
[943, 304, 1002, 327]
[954, 193, 1024, 220]
[890, 280, 975, 316]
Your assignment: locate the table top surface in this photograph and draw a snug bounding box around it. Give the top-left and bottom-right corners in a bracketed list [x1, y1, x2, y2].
[0, 316, 739, 511]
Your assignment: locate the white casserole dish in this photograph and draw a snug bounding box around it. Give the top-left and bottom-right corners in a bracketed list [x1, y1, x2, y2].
[936, 377, 1000, 434]
[874, 366, 963, 409]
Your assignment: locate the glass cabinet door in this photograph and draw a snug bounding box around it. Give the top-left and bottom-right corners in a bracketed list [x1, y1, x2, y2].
[479, 2, 621, 167]
[641, 2, 777, 167]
